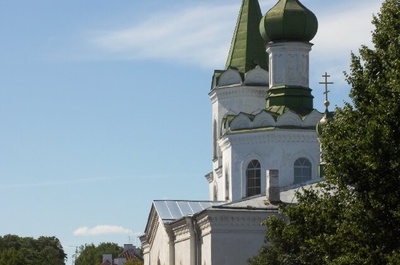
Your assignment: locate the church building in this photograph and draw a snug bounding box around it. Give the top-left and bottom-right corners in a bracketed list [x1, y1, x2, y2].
[140, 0, 324, 264]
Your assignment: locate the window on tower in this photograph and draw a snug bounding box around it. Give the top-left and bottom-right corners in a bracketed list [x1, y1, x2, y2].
[294, 158, 312, 184]
[246, 160, 261, 197]
[213, 120, 217, 160]
[213, 182, 218, 201]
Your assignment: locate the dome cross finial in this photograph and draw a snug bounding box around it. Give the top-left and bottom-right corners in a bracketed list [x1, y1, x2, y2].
[319, 72, 333, 110]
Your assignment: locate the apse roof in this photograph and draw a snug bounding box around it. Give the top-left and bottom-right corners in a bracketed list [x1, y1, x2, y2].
[153, 200, 223, 223]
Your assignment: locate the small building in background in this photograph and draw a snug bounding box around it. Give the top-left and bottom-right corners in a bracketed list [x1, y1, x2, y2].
[101, 244, 143, 265]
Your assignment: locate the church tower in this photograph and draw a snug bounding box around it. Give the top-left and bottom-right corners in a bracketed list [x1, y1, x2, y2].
[207, 0, 270, 202]
[206, 0, 323, 202]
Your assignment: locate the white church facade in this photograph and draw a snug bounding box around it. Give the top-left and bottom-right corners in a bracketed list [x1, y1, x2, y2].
[140, 0, 324, 264]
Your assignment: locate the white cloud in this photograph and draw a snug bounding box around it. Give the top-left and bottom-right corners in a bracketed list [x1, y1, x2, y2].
[85, 0, 382, 73]
[313, 1, 381, 60]
[309, 1, 382, 92]
[73, 225, 133, 236]
[87, 3, 238, 68]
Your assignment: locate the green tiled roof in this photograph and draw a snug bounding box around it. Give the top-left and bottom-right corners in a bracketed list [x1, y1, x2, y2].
[225, 0, 268, 74]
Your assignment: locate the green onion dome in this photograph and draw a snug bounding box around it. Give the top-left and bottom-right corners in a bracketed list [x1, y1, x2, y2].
[260, 0, 318, 42]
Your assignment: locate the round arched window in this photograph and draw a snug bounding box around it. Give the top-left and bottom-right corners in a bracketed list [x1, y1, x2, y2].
[294, 158, 311, 184]
[246, 160, 261, 197]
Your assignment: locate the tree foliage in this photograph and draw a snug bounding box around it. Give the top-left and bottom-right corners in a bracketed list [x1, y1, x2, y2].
[124, 257, 144, 265]
[0, 235, 66, 265]
[249, 0, 400, 264]
[74, 242, 123, 265]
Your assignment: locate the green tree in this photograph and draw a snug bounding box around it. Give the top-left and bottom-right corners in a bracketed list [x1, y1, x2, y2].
[0, 235, 66, 265]
[75, 243, 123, 265]
[250, 0, 400, 264]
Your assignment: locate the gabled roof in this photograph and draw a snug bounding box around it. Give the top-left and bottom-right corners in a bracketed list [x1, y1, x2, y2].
[225, 0, 268, 74]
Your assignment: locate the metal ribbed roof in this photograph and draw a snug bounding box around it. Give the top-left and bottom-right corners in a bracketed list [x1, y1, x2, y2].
[153, 200, 223, 223]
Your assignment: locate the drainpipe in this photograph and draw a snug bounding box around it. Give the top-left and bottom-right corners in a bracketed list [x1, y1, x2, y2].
[193, 219, 201, 265]
[185, 216, 197, 265]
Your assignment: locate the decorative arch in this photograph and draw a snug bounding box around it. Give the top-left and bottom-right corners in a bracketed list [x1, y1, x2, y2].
[213, 182, 218, 201]
[252, 110, 276, 128]
[302, 110, 324, 127]
[230, 113, 252, 130]
[225, 170, 230, 201]
[244, 66, 269, 85]
[218, 68, 242, 86]
[213, 119, 218, 160]
[276, 111, 302, 127]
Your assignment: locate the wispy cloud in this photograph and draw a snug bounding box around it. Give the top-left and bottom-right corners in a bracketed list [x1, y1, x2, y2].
[313, 1, 380, 60]
[87, 3, 238, 68]
[310, 1, 381, 90]
[73, 225, 134, 236]
[85, 1, 381, 71]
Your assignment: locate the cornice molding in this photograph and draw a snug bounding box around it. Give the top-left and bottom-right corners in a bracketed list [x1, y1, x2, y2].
[197, 215, 212, 236]
[206, 212, 269, 231]
[205, 172, 214, 183]
[143, 206, 160, 248]
[172, 222, 191, 243]
[224, 109, 323, 132]
[219, 130, 319, 149]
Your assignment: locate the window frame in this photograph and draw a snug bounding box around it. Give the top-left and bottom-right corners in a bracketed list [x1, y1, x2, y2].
[246, 160, 261, 197]
[293, 157, 312, 184]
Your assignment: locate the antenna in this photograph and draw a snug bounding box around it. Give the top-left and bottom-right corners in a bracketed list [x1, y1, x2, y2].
[68, 246, 79, 265]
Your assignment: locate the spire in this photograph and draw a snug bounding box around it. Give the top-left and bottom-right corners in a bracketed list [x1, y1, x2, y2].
[225, 0, 268, 74]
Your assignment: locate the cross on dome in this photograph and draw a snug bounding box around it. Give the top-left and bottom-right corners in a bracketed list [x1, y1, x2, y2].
[319, 72, 333, 110]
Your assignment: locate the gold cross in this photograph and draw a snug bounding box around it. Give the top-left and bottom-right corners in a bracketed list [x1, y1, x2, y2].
[319, 72, 334, 102]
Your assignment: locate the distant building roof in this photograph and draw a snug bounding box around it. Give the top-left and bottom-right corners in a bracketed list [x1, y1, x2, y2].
[117, 248, 142, 262]
[100, 260, 112, 265]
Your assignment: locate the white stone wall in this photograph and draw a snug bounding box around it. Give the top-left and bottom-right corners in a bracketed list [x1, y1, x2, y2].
[143, 219, 171, 265]
[209, 70, 269, 202]
[201, 232, 212, 265]
[208, 211, 272, 265]
[267, 42, 312, 88]
[220, 129, 320, 201]
[154, 210, 275, 265]
[174, 239, 192, 265]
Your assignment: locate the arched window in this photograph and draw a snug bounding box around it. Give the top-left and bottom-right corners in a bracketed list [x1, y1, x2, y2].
[225, 172, 230, 201]
[213, 182, 218, 201]
[246, 160, 261, 197]
[213, 119, 218, 160]
[294, 158, 312, 184]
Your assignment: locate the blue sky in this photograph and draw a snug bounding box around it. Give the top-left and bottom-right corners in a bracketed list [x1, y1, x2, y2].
[0, 0, 382, 263]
